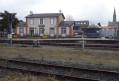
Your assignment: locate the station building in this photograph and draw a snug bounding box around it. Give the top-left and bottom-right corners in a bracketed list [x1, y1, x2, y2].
[15, 11, 89, 38]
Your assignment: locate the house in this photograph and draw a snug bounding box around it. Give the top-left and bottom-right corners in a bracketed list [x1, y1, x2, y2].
[58, 21, 74, 37]
[73, 21, 89, 35]
[16, 20, 26, 37]
[16, 11, 65, 37]
[15, 11, 89, 38]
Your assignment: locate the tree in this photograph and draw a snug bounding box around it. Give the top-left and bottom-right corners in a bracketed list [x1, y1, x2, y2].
[65, 14, 74, 21]
[89, 23, 99, 28]
[0, 11, 19, 33]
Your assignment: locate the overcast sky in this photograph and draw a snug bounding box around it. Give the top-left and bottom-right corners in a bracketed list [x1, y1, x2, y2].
[0, 0, 119, 26]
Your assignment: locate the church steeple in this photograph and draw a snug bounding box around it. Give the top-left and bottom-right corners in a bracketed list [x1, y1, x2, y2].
[113, 8, 116, 22]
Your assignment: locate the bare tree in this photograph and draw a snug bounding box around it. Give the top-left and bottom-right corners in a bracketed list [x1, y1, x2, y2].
[89, 24, 99, 28]
[65, 14, 74, 21]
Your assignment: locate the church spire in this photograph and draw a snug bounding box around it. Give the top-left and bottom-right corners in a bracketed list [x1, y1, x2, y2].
[113, 8, 116, 22]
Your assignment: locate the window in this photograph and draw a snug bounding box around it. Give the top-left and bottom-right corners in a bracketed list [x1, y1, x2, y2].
[40, 28, 44, 34]
[30, 28, 34, 36]
[20, 28, 23, 33]
[30, 19, 33, 25]
[50, 18, 54, 24]
[40, 19, 43, 24]
[50, 28, 54, 34]
[62, 28, 66, 34]
[35, 28, 38, 35]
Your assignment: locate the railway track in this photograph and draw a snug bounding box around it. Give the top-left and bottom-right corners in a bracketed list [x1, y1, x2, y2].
[0, 39, 119, 48]
[0, 58, 119, 81]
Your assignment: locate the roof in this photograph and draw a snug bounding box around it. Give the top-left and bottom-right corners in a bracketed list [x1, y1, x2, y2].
[104, 26, 118, 29]
[59, 21, 89, 27]
[26, 13, 65, 19]
[108, 22, 119, 26]
[74, 21, 89, 27]
[59, 21, 74, 27]
[16, 21, 26, 27]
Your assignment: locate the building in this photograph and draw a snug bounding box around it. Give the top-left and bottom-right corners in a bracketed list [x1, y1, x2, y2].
[58, 21, 74, 37]
[103, 8, 119, 38]
[104, 8, 119, 29]
[16, 12, 89, 38]
[16, 11, 65, 37]
[16, 20, 26, 37]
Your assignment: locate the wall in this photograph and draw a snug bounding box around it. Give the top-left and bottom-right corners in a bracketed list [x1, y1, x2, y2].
[27, 17, 57, 36]
[16, 27, 26, 36]
[100, 29, 116, 38]
[58, 27, 70, 37]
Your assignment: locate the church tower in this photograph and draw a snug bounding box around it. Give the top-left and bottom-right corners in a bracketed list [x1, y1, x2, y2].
[113, 8, 116, 22]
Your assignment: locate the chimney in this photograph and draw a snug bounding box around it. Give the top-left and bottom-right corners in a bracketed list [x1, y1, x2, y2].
[30, 11, 33, 15]
[59, 10, 62, 13]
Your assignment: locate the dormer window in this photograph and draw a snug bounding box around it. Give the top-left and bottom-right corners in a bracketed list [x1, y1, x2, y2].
[40, 19, 43, 24]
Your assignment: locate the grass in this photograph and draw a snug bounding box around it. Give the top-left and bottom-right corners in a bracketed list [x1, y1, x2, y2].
[0, 45, 119, 66]
[0, 73, 57, 81]
[0, 45, 119, 81]
[0, 69, 57, 81]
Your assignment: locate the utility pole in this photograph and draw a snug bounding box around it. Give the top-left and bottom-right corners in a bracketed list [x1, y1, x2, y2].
[8, 13, 16, 46]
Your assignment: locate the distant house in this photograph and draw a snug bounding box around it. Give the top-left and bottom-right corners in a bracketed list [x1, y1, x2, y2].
[103, 8, 119, 38]
[73, 21, 89, 35]
[104, 22, 119, 29]
[104, 8, 119, 29]
[16, 12, 89, 37]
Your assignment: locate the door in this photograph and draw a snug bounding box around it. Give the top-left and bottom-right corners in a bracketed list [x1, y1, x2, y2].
[40, 28, 44, 36]
[50, 28, 54, 37]
[62, 28, 66, 37]
[30, 29, 34, 36]
[20, 28, 23, 36]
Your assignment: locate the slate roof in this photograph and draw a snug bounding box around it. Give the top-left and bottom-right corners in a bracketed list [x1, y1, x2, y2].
[74, 21, 89, 27]
[59, 21, 74, 27]
[17, 21, 26, 27]
[59, 21, 89, 27]
[26, 13, 65, 19]
[108, 22, 119, 26]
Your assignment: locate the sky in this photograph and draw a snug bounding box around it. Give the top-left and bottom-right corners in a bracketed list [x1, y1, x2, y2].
[0, 0, 119, 26]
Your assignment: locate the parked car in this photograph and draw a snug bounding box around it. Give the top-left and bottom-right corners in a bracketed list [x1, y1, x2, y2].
[74, 33, 82, 37]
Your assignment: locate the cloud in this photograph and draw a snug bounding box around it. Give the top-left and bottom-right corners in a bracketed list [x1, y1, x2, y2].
[0, 0, 119, 26]
[0, 0, 43, 20]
